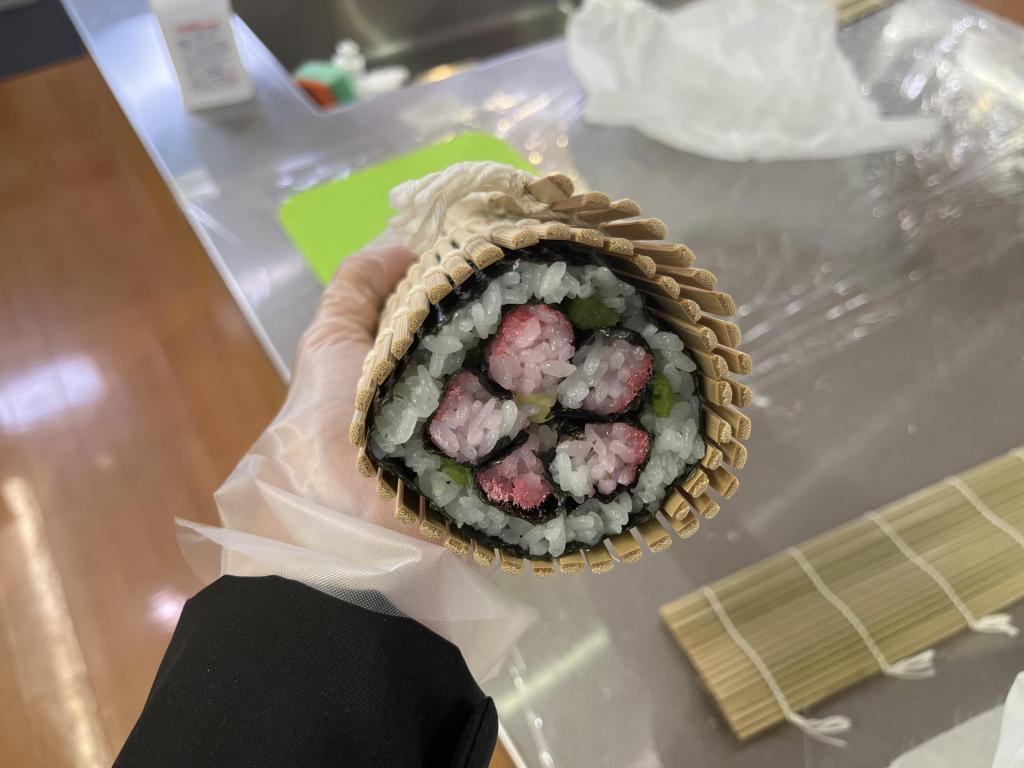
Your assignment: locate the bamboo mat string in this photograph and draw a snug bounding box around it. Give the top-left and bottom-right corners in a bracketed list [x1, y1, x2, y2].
[787, 547, 936, 680]
[701, 586, 852, 747]
[664, 448, 1024, 741]
[868, 512, 1019, 638]
[389, 163, 546, 252]
[947, 475, 1024, 550]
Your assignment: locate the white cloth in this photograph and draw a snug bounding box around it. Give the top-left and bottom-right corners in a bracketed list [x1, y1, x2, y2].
[566, 0, 933, 162]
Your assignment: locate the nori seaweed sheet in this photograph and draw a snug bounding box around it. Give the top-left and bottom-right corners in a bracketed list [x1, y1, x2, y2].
[365, 241, 704, 560]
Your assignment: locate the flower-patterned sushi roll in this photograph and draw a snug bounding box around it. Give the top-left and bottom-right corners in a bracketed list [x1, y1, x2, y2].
[356, 166, 749, 571]
[365, 247, 707, 561]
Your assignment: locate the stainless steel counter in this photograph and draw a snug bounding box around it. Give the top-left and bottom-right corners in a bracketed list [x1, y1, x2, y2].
[63, 0, 1024, 765]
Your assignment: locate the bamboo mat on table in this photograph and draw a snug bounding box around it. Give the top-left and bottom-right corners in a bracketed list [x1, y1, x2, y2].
[661, 448, 1024, 741]
[835, 0, 896, 26]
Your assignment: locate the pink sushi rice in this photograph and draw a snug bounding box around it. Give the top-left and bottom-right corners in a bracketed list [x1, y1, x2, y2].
[486, 304, 576, 395]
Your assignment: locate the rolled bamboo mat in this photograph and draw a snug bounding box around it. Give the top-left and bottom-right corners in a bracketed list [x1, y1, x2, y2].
[352, 168, 751, 573]
[660, 447, 1024, 741]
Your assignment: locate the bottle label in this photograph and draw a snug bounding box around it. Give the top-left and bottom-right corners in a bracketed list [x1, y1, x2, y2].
[174, 19, 239, 92]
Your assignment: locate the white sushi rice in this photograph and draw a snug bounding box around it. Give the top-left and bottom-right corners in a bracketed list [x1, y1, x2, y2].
[369, 259, 705, 557]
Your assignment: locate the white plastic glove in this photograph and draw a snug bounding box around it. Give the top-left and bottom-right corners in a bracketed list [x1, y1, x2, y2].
[178, 240, 536, 680]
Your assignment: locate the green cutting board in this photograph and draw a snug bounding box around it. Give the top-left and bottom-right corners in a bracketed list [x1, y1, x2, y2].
[279, 132, 535, 284]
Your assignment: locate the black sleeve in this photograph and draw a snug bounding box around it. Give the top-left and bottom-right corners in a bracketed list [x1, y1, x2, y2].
[115, 575, 498, 768]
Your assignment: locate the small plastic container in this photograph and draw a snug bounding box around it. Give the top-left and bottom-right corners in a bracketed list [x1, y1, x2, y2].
[151, 0, 254, 110]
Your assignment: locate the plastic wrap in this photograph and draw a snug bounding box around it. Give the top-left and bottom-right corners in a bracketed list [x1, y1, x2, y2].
[735, 0, 1024, 388]
[160, 0, 1024, 764]
[485, 3, 1024, 767]
[993, 673, 1024, 768]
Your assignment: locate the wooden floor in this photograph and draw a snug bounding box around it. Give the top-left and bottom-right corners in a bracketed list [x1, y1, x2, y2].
[0, 58, 286, 765]
[0, 57, 511, 768]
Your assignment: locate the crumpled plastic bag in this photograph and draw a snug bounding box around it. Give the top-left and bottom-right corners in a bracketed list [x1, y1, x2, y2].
[566, 0, 934, 161]
[177, 238, 537, 681]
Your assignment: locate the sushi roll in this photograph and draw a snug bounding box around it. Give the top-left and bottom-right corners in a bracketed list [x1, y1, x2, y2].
[425, 370, 526, 466]
[364, 246, 706, 560]
[474, 426, 561, 522]
[550, 421, 652, 501]
[353, 167, 750, 572]
[556, 329, 654, 417]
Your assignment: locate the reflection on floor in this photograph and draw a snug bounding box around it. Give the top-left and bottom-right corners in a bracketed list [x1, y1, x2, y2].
[0, 57, 285, 765]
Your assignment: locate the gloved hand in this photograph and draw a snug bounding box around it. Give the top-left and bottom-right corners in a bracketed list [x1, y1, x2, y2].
[268, 239, 419, 533]
[178, 240, 536, 680]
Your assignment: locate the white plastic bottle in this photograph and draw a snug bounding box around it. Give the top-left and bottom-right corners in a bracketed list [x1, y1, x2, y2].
[151, 0, 254, 110]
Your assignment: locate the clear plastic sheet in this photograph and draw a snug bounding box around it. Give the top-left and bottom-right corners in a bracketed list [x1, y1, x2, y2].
[164, 1, 1024, 764]
[736, 0, 1024, 390]
[993, 673, 1024, 768]
[487, 3, 1024, 766]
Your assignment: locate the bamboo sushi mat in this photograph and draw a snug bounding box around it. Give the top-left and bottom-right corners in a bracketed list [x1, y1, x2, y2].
[661, 447, 1024, 741]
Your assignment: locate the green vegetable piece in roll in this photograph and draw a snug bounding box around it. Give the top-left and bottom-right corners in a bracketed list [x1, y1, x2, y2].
[565, 295, 620, 331]
[440, 458, 473, 487]
[515, 392, 556, 423]
[651, 373, 675, 417]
